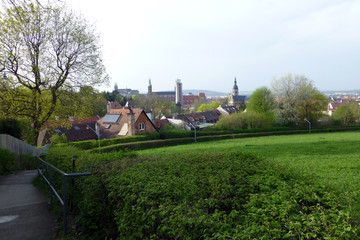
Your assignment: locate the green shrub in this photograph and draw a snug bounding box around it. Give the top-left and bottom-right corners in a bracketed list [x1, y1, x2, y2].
[0, 118, 22, 139]
[89, 138, 196, 153]
[106, 151, 356, 239]
[216, 111, 274, 130]
[43, 145, 137, 239]
[50, 133, 68, 144]
[66, 133, 160, 150]
[41, 143, 359, 239]
[17, 154, 37, 170]
[0, 148, 16, 174]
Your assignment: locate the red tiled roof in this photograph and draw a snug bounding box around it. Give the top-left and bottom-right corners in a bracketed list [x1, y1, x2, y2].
[39, 116, 100, 145]
[98, 108, 158, 138]
[198, 93, 206, 98]
[108, 101, 122, 110]
[153, 119, 170, 130]
[183, 95, 199, 101]
[328, 102, 342, 111]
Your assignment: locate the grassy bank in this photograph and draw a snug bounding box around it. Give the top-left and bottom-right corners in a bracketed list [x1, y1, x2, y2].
[41, 131, 360, 239]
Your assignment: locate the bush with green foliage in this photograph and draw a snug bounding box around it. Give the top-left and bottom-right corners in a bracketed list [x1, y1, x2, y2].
[0, 148, 16, 174]
[41, 145, 358, 239]
[105, 151, 356, 239]
[17, 154, 37, 170]
[0, 118, 22, 139]
[63, 133, 160, 150]
[0, 149, 38, 175]
[50, 133, 68, 144]
[332, 102, 360, 126]
[216, 111, 274, 130]
[43, 145, 136, 239]
[0, 118, 35, 144]
[196, 101, 220, 112]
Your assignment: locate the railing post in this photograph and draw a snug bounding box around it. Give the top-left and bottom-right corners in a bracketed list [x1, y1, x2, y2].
[36, 156, 91, 237]
[37, 157, 39, 177]
[49, 167, 53, 209]
[41, 164, 45, 190]
[62, 175, 67, 236]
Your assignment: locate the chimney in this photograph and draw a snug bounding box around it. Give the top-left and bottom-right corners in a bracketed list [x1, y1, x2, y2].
[151, 108, 155, 121]
[127, 108, 135, 136]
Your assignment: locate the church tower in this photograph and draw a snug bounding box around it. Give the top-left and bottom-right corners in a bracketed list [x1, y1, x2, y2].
[232, 77, 239, 96]
[148, 79, 152, 94]
[114, 83, 118, 92]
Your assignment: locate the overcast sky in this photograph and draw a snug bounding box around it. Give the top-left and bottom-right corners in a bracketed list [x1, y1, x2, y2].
[68, 0, 360, 94]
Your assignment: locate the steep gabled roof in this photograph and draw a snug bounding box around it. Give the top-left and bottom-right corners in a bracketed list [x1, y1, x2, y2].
[328, 102, 343, 111]
[198, 93, 206, 98]
[38, 116, 100, 146]
[218, 106, 239, 115]
[153, 118, 170, 130]
[197, 110, 220, 122]
[98, 108, 158, 138]
[232, 95, 246, 101]
[108, 101, 122, 110]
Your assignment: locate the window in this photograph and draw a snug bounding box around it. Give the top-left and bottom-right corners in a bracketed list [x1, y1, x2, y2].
[139, 123, 145, 131]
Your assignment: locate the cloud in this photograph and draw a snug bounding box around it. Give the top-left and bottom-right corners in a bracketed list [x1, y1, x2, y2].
[67, 0, 360, 92]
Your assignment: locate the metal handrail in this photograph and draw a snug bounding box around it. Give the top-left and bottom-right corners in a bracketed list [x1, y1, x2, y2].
[37, 156, 91, 236]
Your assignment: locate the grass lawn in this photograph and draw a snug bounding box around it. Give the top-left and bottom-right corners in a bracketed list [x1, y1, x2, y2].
[139, 131, 360, 211]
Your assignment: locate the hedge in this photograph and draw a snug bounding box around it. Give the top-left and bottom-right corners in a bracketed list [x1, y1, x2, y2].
[41, 146, 358, 239]
[0, 148, 37, 175]
[0, 148, 16, 174]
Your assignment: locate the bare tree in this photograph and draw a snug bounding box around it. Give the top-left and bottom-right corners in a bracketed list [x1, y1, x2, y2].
[0, 0, 108, 144]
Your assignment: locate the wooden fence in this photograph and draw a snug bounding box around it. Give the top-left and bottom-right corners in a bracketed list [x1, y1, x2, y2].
[0, 134, 43, 156]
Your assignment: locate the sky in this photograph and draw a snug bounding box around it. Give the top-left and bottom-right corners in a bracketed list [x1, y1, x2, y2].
[68, 0, 360, 94]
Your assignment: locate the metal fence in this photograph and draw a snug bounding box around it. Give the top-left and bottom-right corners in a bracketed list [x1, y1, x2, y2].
[37, 156, 91, 236]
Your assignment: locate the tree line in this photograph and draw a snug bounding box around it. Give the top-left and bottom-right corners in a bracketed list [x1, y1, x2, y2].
[217, 73, 359, 130]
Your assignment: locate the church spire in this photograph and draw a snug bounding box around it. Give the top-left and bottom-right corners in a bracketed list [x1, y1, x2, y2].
[232, 77, 238, 95]
[148, 78, 152, 94]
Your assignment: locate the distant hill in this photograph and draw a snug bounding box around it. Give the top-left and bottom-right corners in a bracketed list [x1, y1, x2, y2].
[183, 90, 227, 97]
[321, 89, 360, 95]
[183, 89, 252, 98]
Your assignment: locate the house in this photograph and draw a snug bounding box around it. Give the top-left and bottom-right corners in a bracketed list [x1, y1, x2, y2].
[327, 101, 360, 116]
[154, 91, 176, 103]
[97, 107, 158, 139]
[217, 106, 239, 115]
[198, 92, 207, 102]
[37, 116, 100, 146]
[107, 101, 122, 112]
[183, 95, 199, 108]
[167, 118, 190, 130]
[114, 83, 139, 97]
[327, 102, 342, 116]
[176, 113, 206, 127]
[182, 93, 207, 109]
[198, 110, 220, 123]
[153, 118, 171, 130]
